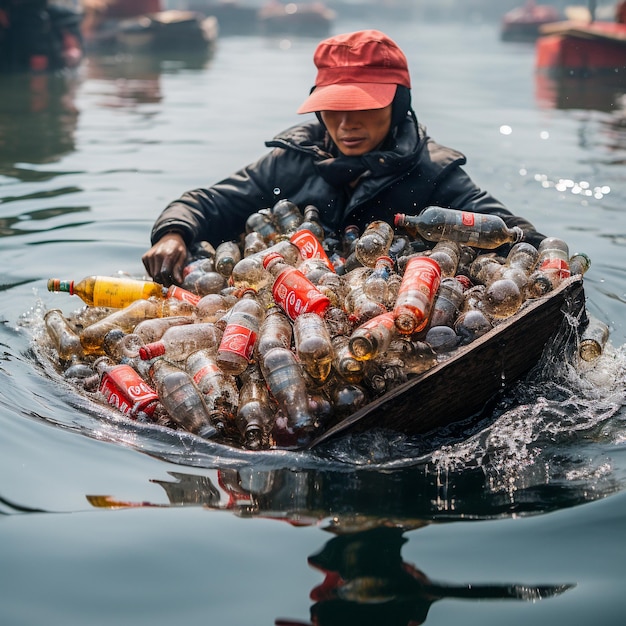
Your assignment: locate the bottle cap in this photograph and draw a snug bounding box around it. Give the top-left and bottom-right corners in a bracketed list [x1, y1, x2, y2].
[393, 213, 406, 227]
[139, 342, 165, 360]
[262, 252, 285, 269]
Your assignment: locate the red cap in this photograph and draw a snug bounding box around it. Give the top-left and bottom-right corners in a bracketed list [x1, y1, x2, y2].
[139, 342, 165, 360]
[297, 30, 411, 114]
[262, 252, 285, 270]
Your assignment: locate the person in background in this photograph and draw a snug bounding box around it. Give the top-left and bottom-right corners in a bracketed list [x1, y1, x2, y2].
[142, 29, 545, 287]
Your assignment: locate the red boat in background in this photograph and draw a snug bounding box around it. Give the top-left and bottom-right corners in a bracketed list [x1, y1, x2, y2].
[535, 3, 626, 78]
[500, 0, 562, 42]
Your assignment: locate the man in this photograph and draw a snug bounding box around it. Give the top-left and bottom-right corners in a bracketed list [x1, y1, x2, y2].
[143, 29, 544, 286]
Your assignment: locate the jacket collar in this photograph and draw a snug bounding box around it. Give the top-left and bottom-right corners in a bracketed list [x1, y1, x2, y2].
[267, 111, 425, 187]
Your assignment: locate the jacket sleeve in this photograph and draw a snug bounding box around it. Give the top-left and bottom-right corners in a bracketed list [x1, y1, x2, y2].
[150, 150, 282, 247]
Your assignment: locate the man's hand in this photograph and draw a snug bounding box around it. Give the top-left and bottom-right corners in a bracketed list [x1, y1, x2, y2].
[142, 232, 187, 287]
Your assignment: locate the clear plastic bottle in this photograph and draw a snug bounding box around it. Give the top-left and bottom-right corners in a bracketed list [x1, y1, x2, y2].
[195, 293, 232, 323]
[429, 277, 466, 328]
[343, 284, 387, 325]
[481, 278, 523, 319]
[256, 305, 293, 356]
[354, 220, 394, 267]
[44, 308, 85, 364]
[243, 231, 268, 257]
[428, 240, 461, 278]
[47, 275, 164, 308]
[245, 210, 280, 243]
[392, 256, 442, 335]
[94, 356, 160, 419]
[378, 338, 437, 375]
[263, 252, 331, 320]
[454, 309, 493, 345]
[236, 363, 275, 450]
[148, 358, 217, 438]
[271, 199, 303, 236]
[569, 252, 591, 277]
[424, 325, 460, 353]
[535, 236, 571, 288]
[185, 348, 239, 434]
[297, 204, 325, 241]
[579, 315, 609, 362]
[348, 311, 397, 361]
[181, 269, 225, 297]
[214, 240, 242, 278]
[139, 322, 223, 361]
[342, 224, 360, 256]
[362, 255, 394, 303]
[258, 346, 315, 437]
[293, 312, 334, 383]
[503, 242, 539, 289]
[216, 289, 265, 375]
[80, 299, 161, 356]
[331, 335, 364, 384]
[131, 315, 194, 345]
[394, 207, 524, 249]
[229, 254, 273, 291]
[469, 254, 504, 286]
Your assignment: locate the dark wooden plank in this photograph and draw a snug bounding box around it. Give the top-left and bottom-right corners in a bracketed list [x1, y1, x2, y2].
[308, 276, 586, 448]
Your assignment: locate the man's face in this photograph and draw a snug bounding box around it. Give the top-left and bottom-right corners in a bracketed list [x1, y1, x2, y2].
[320, 104, 393, 156]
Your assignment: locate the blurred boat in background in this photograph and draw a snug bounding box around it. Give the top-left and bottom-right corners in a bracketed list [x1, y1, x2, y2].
[535, 3, 626, 78]
[500, 0, 562, 42]
[81, 0, 218, 52]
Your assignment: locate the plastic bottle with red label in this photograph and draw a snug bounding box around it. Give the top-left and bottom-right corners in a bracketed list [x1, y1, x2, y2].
[394, 207, 523, 249]
[185, 348, 239, 434]
[263, 252, 331, 320]
[392, 256, 442, 335]
[148, 358, 217, 438]
[216, 289, 265, 375]
[95, 356, 160, 420]
[138, 322, 223, 361]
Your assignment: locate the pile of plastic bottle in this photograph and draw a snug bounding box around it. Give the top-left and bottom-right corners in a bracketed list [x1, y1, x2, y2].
[43, 201, 603, 450]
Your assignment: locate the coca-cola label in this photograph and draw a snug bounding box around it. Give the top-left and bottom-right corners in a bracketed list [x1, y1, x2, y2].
[461, 211, 475, 227]
[272, 272, 330, 320]
[191, 362, 221, 387]
[358, 311, 396, 331]
[289, 230, 335, 271]
[167, 285, 201, 306]
[100, 366, 158, 416]
[539, 258, 571, 280]
[218, 324, 257, 360]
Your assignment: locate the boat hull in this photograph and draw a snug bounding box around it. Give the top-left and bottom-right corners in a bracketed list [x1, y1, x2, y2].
[536, 21, 626, 77]
[309, 276, 586, 448]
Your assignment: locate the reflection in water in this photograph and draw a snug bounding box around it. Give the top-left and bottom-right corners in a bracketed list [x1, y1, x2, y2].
[536, 72, 626, 113]
[83, 470, 579, 625]
[292, 527, 572, 626]
[0, 72, 79, 166]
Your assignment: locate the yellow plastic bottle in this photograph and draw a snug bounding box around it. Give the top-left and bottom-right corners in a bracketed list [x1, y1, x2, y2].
[47, 275, 165, 308]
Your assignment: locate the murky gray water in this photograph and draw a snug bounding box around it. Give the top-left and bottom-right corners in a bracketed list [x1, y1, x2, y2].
[1, 15, 626, 626]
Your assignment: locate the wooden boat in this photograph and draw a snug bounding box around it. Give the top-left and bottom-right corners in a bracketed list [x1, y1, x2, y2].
[257, 1, 336, 38]
[308, 276, 586, 449]
[536, 19, 626, 77]
[82, 7, 219, 53]
[500, 1, 562, 42]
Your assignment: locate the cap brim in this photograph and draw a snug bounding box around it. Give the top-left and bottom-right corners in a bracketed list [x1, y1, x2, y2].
[297, 83, 397, 114]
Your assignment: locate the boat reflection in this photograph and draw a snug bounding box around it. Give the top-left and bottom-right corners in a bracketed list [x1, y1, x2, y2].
[0, 71, 80, 167]
[85, 468, 578, 624]
[535, 71, 626, 113]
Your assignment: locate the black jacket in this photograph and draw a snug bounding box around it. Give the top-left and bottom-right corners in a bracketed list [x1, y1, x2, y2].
[150, 111, 544, 249]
